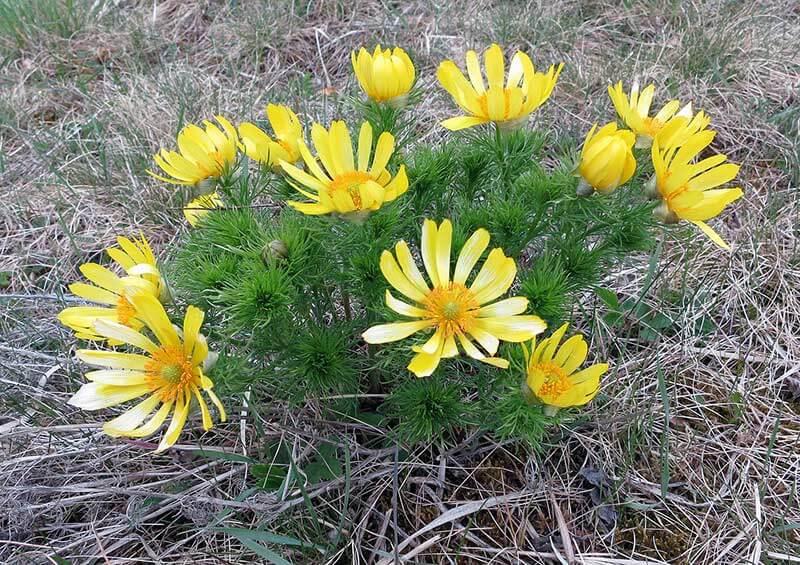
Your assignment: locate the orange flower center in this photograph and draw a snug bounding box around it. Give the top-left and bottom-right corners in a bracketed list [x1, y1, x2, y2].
[116, 295, 137, 326]
[642, 116, 664, 137]
[476, 88, 514, 120]
[328, 170, 373, 209]
[145, 345, 198, 402]
[531, 361, 571, 401]
[423, 283, 479, 337]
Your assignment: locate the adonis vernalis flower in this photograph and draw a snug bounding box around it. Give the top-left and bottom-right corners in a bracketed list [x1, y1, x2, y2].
[653, 110, 712, 152]
[523, 323, 607, 411]
[280, 120, 408, 219]
[577, 122, 636, 195]
[148, 116, 238, 186]
[437, 43, 563, 131]
[184, 192, 223, 227]
[69, 293, 226, 452]
[651, 130, 743, 249]
[58, 235, 167, 342]
[363, 219, 546, 377]
[608, 81, 693, 148]
[238, 104, 304, 169]
[352, 45, 416, 106]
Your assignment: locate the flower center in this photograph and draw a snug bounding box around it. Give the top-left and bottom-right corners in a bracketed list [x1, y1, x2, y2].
[328, 171, 373, 209]
[423, 283, 479, 337]
[116, 295, 137, 326]
[642, 116, 664, 137]
[476, 88, 514, 120]
[145, 345, 197, 402]
[532, 362, 571, 401]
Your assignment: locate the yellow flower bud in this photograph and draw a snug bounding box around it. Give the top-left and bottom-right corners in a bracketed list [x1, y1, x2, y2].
[352, 45, 415, 104]
[577, 122, 636, 194]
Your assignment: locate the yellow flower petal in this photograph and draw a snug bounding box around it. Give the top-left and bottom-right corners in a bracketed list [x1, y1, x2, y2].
[362, 320, 434, 344]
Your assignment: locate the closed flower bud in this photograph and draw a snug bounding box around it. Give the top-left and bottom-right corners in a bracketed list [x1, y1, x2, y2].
[262, 239, 288, 264]
[644, 175, 659, 200]
[578, 122, 636, 194]
[352, 45, 415, 105]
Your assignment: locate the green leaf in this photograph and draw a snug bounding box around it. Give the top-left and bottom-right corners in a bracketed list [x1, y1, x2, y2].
[304, 443, 342, 484]
[0, 271, 10, 289]
[191, 448, 257, 464]
[595, 287, 620, 310]
[252, 463, 289, 490]
[234, 535, 293, 565]
[214, 527, 321, 550]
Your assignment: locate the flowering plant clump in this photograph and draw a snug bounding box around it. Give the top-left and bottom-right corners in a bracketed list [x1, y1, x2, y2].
[59, 43, 743, 450]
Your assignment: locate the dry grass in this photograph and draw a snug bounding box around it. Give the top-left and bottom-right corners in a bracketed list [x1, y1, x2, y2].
[1, 0, 799, 563]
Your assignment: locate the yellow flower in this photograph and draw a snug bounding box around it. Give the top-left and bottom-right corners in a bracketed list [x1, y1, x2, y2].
[58, 235, 168, 342]
[523, 323, 607, 410]
[352, 45, 416, 105]
[654, 110, 712, 151]
[238, 104, 304, 169]
[608, 81, 693, 148]
[280, 120, 408, 219]
[363, 219, 546, 377]
[68, 293, 226, 452]
[577, 123, 636, 194]
[652, 130, 743, 249]
[148, 116, 238, 186]
[436, 43, 563, 131]
[184, 192, 223, 227]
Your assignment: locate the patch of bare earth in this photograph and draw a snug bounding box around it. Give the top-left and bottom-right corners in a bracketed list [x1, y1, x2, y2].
[1, 0, 798, 563]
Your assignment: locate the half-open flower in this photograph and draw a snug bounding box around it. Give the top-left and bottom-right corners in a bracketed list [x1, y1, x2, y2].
[280, 120, 408, 219]
[523, 323, 607, 411]
[183, 192, 223, 227]
[652, 130, 743, 249]
[238, 104, 304, 170]
[608, 81, 693, 148]
[577, 123, 636, 195]
[68, 293, 226, 452]
[58, 235, 168, 342]
[352, 45, 416, 106]
[653, 110, 712, 152]
[363, 219, 546, 377]
[437, 43, 563, 131]
[148, 116, 238, 187]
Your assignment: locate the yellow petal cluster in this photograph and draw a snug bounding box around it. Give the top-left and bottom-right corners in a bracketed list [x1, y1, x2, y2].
[652, 131, 743, 249]
[655, 110, 712, 152]
[184, 192, 223, 227]
[352, 45, 415, 105]
[437, 44, 563, 131]
[238, 104, 304, 169]
[280, 120, 408, 219]
[148, 116, 238, 186]
[69, 293, 226, 452]
[58, 235, 167, 342]
[363, 219, 546, 377]
[524, 324, 607, 409]
[578, 123, 636, 194]
[607, 81, 693, 148]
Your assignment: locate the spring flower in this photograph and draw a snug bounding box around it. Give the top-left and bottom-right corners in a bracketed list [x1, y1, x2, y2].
[68, 293, 226, 452]
[352, 45, 416, 106]
[148, 116, 238, 187]
[608, 81, 693, 148]
[58, 235, 168, 342]
[577, 123, 636, 195]
[363, 219, 546, 377]
[238, 104, 304, 169]
[184, 192, 223, 227]
[437, 43, 563, 131]
[280, 120, 408, 220]
[651, 130, 743, 249]
[654, 110, 712, 151]
[523, 323, 608, 412]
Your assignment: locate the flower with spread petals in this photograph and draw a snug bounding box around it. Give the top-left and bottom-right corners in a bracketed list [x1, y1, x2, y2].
[608, 81, 693, 148]
[279, 120, 408, 220]
[523, 323, 607, 411]
[352, 45, 416, 106]
[58, 235, 168, 342]
[68, 293, 226, 452]
[654, 110, 712, 151]
[184, 192, 223, 227]
[147, 116, 238, 186]
[238, 104, 304, 170]
[436, 43, 563, 131]
[652, 130, 743, 249]
[577, 123, 636, 195]
[363, 219, 546, 377]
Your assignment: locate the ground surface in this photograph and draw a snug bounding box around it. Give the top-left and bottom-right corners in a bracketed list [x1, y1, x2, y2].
[1, 0, 799, 563]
